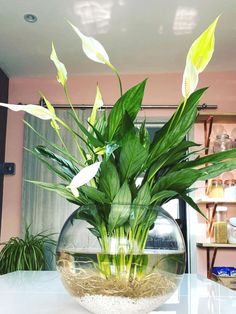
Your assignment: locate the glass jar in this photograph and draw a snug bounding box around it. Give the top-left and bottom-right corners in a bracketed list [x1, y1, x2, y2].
[207, 179, 224, 198]
[224, 179, 236, 200]
[213, 134, 233, 153]
[228, 217, 236, 244]
[214, 206, 228, 244]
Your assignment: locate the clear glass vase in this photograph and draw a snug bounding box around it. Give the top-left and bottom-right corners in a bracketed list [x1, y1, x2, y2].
[56, 205, 186, 314]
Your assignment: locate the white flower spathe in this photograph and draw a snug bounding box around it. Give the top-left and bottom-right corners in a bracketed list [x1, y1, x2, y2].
[181, 16, 219, 99]
[181, 57, 199, 99]
[68, 161, 101, 197]
[0, 103, 54, 120]
[69, 21, 110, 65]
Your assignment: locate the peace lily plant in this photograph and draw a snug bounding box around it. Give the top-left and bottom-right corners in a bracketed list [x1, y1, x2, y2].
[1, 16, 236, 281]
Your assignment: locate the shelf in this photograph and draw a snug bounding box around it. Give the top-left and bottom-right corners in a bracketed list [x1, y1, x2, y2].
[196, 112, 236, 124]
[197, 242, 236, 279]
[196, 198, 236, 205]
[197, 242, 236, 248]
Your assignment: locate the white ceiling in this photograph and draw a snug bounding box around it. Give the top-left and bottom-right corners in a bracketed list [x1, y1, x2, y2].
[0, 0, 236, 78]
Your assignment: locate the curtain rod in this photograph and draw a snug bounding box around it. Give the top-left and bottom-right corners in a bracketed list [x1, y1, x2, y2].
[18, 100, 218, 111]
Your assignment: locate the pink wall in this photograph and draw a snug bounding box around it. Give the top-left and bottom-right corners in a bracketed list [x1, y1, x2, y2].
[2, 70, 236, 274]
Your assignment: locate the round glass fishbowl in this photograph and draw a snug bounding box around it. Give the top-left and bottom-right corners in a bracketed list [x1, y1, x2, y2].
[56, 205, 186, 314]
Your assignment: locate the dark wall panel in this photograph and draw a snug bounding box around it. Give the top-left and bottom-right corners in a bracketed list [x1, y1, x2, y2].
[0, 69, 9, 235]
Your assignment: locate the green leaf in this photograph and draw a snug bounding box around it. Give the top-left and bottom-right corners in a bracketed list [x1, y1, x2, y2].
[150, 190, 178, 205]
[94, 112, 107, 136]
[27, 180, 84, 205]
[99, 159, 120, 201]
[133, 182, 151, 206]
[173, 148, 236, 172]
[198, 160, 236, 181]
[152, 168, 201, 194]
[50, 43, 67, 88]
[27, 148, 71, 181]
[80, 186, 108, 204]
[107, 80, 147, 140]
[119, 135, 148, 181]
[87, 121, 105, 144]
[70, 113, 104, 147]
[148, 88, 207, 165]
[88, 227, 101, 238]
[129, 183, 151, 228]
[139, 120, 150, 148]
[76, 205, 101, 228]
[108, 182, 132, 231]
[24, 120, 81, 165]
[179, 193, 206, 218]
[34, 145, 79, 177]
[147, 140, 200, 181]
[118, 111, 136, 140]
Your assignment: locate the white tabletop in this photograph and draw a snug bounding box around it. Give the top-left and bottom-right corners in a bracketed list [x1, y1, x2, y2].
[0, 271, 235, 314]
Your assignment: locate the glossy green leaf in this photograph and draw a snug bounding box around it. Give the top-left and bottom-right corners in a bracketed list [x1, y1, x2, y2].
[107, 80, 147, 140]
[129, 183, 151, 228]
[133, 182, 151, 206]
[108, 182, 132, 231]
[28, 148, 72, 181]
[76, 205, 102, 227]
[70, 114, 104, 147]
[139, 120, 150, 148]
[179, 193, 206, 218]
[150, 190, 178, 205]
[99, 160, 120, 201]
[147, 141, 200, 181]
[152, 168, 201, 194]
[198, 160, 236, 181]
[173, 148, 236, 172]
[34, 145, 79, 177]
[119, 135, 148, 181]
[148, 88, 207, 165]
[80, 186, 108, 204]
[27, 180, 84, 205]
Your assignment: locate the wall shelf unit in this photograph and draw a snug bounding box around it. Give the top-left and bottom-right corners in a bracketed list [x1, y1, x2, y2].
[196, 198, 236, 205]
[196, 112, 236, 281]
[197, 242, 236, 279]
[196, 112, 236, 124]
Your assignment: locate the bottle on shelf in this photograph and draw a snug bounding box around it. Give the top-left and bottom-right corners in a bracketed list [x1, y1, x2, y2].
[207, 179, 224, 198]
[224, 179, 236, 201]
[214, 206, 228, 244]
[213, 133, 233, 153]
[228, 217, 236, 244]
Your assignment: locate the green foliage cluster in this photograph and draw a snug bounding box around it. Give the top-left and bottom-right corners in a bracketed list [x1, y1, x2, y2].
[27, 82, 236, 251]
[0, 226, 56, 274]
